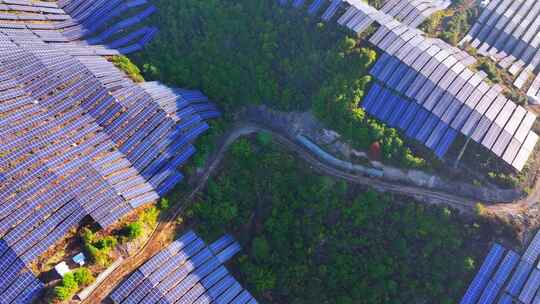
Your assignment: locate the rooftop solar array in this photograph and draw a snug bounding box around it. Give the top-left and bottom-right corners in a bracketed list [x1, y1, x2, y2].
[109, 231, 258, 304]
[280, 0, 539, 170]
[380, 0, 451, 28]
[461, 230, 540, 304]
[461, 0, 540, 102]
[0, 1, 220, 302]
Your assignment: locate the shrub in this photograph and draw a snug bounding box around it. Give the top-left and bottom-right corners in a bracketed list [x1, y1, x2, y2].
[73, 267, 95, 287]
[242, 262, 277, 293]
[53, 268, 95, 301]
[231, 139, 252, 159]
[474, 203, 487, 217]
[251, 237, 271, 263]
[81, 228, 116, 267]
[256, 131, 272, 147]
[158, 198, 170, 210]
[420, 10, 447, 34]
[142, 63, 159, 78]
[440, 11, 471, 46]
[84, 244, 111, 267]
[464, 257, 475, 271]
[122, 222, 143, 240]
[81, 227, 95, 244]
[54, 273, 79, 301]
[110, 55, 144, 82]
[54, 285, 74, 301]
[477, 59, 501, 84]
[505, 88, 529, 106]
[401, 149, 426, 169]
[94, 235, 117, 250]
[141, 207, 160, 227]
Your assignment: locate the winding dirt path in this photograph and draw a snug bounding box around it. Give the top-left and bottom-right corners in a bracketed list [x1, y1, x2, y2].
[82, 123, 501, 303]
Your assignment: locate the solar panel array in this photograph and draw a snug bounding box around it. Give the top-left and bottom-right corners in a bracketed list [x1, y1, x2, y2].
[0, 0, 159, 55]
[461, 230, 540, 304]
[0, 1, 220, 302]
[367, 23, 538, 170]
[380, 0, 451, 28]
[280, 0, 451, 30]
[109, 231, 258, 304]
[461, 0, 540, 103]
[279, 0, 539, 171]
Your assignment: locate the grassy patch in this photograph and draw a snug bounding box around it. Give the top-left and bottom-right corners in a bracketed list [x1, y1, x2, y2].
[109, 55, 144, 83]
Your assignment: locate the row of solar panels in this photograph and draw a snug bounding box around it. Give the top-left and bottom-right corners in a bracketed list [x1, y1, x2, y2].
[0, 0, 157, 55]
[277, 0, 539, 169]
[139, 82, 221, 122]
[366, 21, 538, 170]
[461, 230, 540, 304]
[285, 0, 536, 170]
[0, 1, 64, 14]
[0, 240, 42, 304]
[110, 231, 258, 304]
[363, 82, 458, 157]
[380, 0, 450, 27]
[0, 0, 57, 7]
[0, 10, 218, 303]
[461, 0, 540, 100]
[279, 0, 476, 66]
[279, 0, 451, 29]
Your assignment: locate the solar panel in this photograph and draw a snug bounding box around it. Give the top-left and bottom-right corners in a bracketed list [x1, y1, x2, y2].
[492, 250, 520, 286]
[460, 243, 505, 304]
[477, 280, 500, 304]
[523, 231, 540, 264]
[232, 290, 255, 304]
[506, 260, 534, 296]
[200, 266, 229, 290]
[215, 281, 243, 304]
[207, 276, 236, 300]
[519, 268, 540, 304]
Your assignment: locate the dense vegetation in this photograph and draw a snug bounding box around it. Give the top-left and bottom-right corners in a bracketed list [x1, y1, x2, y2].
[134, 0, 368, 112]
[182, 136, 484, 304]
[109, 55, 144, 83]
[132, 0, 425, 167]
[80, 206, 160, 267]
[420, 0, 478, 46]
[474, 57, 502, 84]
[53, 267, 95, 301]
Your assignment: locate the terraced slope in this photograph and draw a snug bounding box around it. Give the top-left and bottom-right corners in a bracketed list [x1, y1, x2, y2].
[0, 1, 219, 301]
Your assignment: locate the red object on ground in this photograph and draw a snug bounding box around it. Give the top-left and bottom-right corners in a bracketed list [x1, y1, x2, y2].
[370, 141, 381, 160]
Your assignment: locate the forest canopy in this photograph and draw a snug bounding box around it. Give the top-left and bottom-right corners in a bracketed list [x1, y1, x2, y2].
[181, 137, 484, 304]
[133, 0, 424, 167]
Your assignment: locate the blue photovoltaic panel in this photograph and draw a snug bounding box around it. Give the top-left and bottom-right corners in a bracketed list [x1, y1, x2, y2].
[498, 294, 513, 304]
[477, 280, 500, 304]
[216, 242, 241, 264]
[460, 243, 505, 304]
[435, 128, 457, 157]
[523, 231, 540, 264]
[108, 232, 254, 303]
[519, 268, 540, 304]
[215, 281, 243, 303]
[506, 260, 534, 296]
[492, 250, 519, 286]
[0, 7, 219, 295]
[387, 98, 409, 127]
[210, 235, 235, 255]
